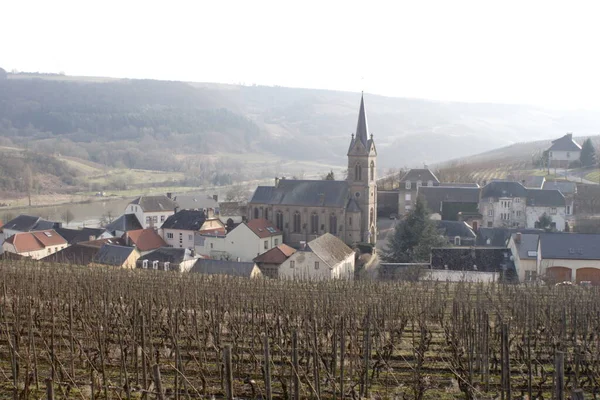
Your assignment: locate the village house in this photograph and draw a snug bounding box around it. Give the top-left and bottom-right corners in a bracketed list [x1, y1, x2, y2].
[435, 220, 476, 246]
[2, 230, 68, 260]
[162, 209, 226, 250]
[124, 228, 167, 255]
[125, 195, 178, 229]
[507, 232, 540, 282]
[398, 169, 440, 214]
[542, 180, 577, 216]
[548, 133, 581, 168]
[428, 247, 517, 283]
[41, 237, 126, 265]
[137, 247, 198, 272]
[538, 233, 600, 285]
[1, 214, 60, 239]
[55, 227, 112, 245]
[418, 185, 481, 223]
[190, 258, 263, 278]
[253, 243, 297, 278]
[92, 244, 140, 268]
[525, 189, 566, 230]
[104, 214, 143, 237]
[248, 94, 377, 247]
[278, 233, 355, 280]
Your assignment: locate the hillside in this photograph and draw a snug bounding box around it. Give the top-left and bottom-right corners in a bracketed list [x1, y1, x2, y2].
[2, 72, 600, 176]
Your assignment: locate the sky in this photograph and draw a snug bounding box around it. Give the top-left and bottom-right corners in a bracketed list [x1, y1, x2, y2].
[2, 0, 600, 110]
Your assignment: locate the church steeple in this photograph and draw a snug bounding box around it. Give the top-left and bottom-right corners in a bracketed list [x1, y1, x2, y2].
[355, 92, 369, 147]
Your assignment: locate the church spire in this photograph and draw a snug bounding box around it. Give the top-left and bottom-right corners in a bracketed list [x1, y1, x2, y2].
[355, 92, 369, 147]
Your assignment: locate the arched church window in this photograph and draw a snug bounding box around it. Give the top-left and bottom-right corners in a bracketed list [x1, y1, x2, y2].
[264, 208, 269, 220]
[311, 213, 319, 234]
[293, 212, 301, 233]
[329, 214, 337, 234]
[370, 208, 374, 225]
[370, 161, 375, 181]
[254, 207, 259, 219]
[276, 211, 284, 230]
[355, 163, 362, 181]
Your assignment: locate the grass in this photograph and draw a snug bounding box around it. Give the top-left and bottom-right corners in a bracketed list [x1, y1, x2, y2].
[585, 170, 600, 183]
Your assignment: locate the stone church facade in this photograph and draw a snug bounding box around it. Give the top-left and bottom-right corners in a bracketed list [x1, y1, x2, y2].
[248, 94, 377, 247]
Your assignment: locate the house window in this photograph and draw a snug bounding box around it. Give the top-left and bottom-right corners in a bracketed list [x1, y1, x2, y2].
[567, 205, 571, 215]
[405, 181, 411, 190]
[265, 208, 269, 220]
[417, 180, 422, 187]
[254, 207, 259, 219]
[370, 208, 374, 225]
[188, 234, 193, 241]
[161, 215, 165, 222]
[549, 151, 553, 157]
[290, 260, 295, 269]
[142, 260, 148, 269]
[349, 216, 352, 227]
[153, 216, 158, 223]
[264, 240, 268, 250]
[152, 261, 159, 270]
[516, 211, 522, 217]
[487, 210, 493, 217]
[146, 216, 151, 223]
[454, 236, 461, 246]
[487, 221, 493, 227]
[274, 238, 279, 246]
[355, 163, 362, 181]
[515, 198, 520, 203]
[164, 262, 170, 271]
[293, 212, 301, 233]
[329, 214, 337, 234]
[167, 232, 174, 239]
[276, 211, 284, 230]
[311, 213, 319, 234]
[551, 208, 557, 215]
[210, 243, 213, 249]
[427, 180, 433, 187]
[370, 161, 375, 181]
[525, 271, 537, 281]
[314, 261, 320, 270]
[405, 193, 411, 202]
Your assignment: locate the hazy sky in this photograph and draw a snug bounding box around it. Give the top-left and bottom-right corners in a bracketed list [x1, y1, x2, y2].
[2, 0, 600, 109]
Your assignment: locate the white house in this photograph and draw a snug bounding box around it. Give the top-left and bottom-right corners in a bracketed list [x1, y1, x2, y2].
[126, 195, 178, 229]
[548, 133, 582, 169]
[538, 233, 600, 285]
[161, 209, 226, 250]
[507, 232, 540, 282]
[136, 247, 199, 272]
[2, 230, 68, 260]
[216, 218, 283, 262]
[278, 233, 355, 280]
[525, 189, 566, 231]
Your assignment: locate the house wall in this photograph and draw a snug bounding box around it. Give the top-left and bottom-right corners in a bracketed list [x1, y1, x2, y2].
[549, 150, 580, 163]
[507, 237, 538, 282]
[540, 258, 600, 282]
[195, 235, 229, 259]
[126, 204, 174, 229]
[2, 228, 20, 239]
[1, 242, 67, 260]
[480, 197, 527, 228]
[526, 206, 566, 231]
[278, 251, 353, 280]
[164, 228, 196, 249]
[123, 250, 141, 269]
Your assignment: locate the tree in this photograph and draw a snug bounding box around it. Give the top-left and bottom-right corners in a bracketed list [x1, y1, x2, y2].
[61, 209, 75, 226]
[537, 213, 553, 231]
[381, 196, 446, 263]
[580, 138, 597, 167]
[323, 170, 335, 180]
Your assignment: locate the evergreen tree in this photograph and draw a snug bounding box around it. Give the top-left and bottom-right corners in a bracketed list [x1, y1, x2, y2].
[381, 196, 446, 262]
[537, 213, 553, 231]
[580, 138, 597, 167]
[323, 170, 335, 180]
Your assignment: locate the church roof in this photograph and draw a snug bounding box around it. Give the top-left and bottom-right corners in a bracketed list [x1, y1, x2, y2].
[250, 180, 350, 208]
[355, 93, 369, 147]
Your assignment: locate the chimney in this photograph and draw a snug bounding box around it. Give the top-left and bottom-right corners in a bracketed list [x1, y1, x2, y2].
[275, 177, 280, 187]
[299, 241, 307, 250]
[166, 192, 172, 199]
[515, 232, 522, 244]
[190, 249, 196, 257]
[213, 194, 218, 202]
[236, 257, 240, 262]
[566, 133, 573, 140]
[521, 180, 526, 186]
[207, 208, 215, 218]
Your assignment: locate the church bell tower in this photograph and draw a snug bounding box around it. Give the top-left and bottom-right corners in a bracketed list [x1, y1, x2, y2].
[347, 93, 377, 244]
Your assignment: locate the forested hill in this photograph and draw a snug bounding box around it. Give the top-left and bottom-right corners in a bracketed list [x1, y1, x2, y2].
[2, 73, 600, 172]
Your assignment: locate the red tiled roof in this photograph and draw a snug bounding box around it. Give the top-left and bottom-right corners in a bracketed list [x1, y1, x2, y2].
[254, 244, 296, 264]
[124, 229, 167, 252]
[246, 219, 281, 238]
[5, 230, 67, 253]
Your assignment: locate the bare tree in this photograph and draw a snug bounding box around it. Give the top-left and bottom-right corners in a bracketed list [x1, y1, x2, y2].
[61, 209, 75, 226]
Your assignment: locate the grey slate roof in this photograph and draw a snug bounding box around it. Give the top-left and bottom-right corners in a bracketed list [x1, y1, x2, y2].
[55, 227, 107, 245]
[306, 233, 354, 268]
[250, 180, 350, 208]
[481, 181, 528, 198]
[161, 210, 206, 231]
[548, 134, 582, 152]
[1, 215, 58, 232]
[173, 195, 218, 210]
[438, 182, 480, 188]
[526, 189, 565, 207]
[190, 259, 258, 277]
[477, 228, 543, 247]
[93, 244, 136, 266]
[436, 220, 476, 239]
[522, 176, 546, 189]
[138, 247, 193, 265]
[511, 233, 539, 260]
[355, 94, 369, 147]
[540, 233, 600, 260]
[105, 214, 143, 234]
[418, 186, 480, 213]
[400, 169, 439, 184]
[542, 180, 577, 195]
[130, 195, 178, 212]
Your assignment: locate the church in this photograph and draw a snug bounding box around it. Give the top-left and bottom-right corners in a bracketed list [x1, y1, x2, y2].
[248, 94, 377, 247]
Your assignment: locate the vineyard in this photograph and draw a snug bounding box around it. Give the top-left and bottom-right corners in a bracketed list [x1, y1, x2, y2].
[1, 262, 600, 399]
